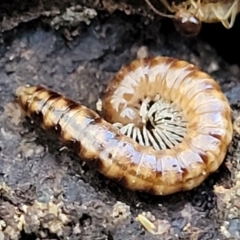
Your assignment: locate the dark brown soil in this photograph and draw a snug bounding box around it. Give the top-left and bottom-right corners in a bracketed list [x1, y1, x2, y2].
[0, 4, 240, 240]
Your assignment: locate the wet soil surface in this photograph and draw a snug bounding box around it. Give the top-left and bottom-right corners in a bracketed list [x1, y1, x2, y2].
[0, 11, 240, 240]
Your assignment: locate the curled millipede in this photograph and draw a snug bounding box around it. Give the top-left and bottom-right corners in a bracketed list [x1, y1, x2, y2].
[145, 0, 240, 37]
[16, 56, 233, 195]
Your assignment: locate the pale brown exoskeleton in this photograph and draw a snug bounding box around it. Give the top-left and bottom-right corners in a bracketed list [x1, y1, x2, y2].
[16, 56, 233, 195]
[145, 0, 240, 37]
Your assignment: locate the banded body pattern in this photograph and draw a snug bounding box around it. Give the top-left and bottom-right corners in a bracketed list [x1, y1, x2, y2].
[16, 56, 233, 195]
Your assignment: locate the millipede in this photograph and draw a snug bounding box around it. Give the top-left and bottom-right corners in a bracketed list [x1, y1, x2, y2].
[16, 56, 233, 195]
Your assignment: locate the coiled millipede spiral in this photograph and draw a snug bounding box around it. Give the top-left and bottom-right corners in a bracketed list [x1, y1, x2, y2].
[16, 56, 233, 195]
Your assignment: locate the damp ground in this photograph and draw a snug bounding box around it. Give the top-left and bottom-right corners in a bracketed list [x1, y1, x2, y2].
[0, 11, 240, 240]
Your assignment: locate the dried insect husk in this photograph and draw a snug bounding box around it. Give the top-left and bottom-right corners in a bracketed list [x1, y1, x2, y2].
[145, 0, 240, 36]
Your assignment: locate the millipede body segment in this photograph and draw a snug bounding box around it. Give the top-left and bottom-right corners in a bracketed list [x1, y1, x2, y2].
[16, 56, 233, 195]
